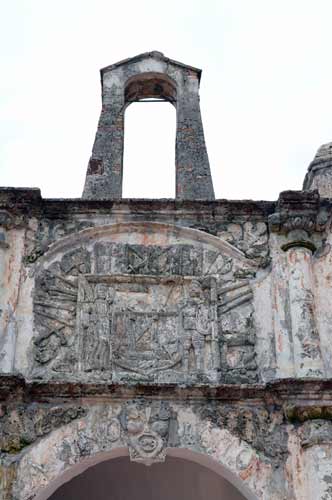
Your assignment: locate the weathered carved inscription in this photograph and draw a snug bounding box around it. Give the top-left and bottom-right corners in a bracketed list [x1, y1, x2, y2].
[93, 242, 229, 276]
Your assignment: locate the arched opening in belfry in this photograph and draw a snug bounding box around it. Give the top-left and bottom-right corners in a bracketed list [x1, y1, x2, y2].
[122, 73, 177, 198]
[48, 456, 247, 500]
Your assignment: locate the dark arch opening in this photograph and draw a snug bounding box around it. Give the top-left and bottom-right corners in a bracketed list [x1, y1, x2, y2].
[49, 456, 247, 500]
[125, 72, 177, 104]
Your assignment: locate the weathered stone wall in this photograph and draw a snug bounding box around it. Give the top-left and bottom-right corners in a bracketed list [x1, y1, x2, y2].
[0, 189, 273, 384]
[2, 378, 332, 500]
[1, 185, 332, 498]
[3, 51, 332, 499]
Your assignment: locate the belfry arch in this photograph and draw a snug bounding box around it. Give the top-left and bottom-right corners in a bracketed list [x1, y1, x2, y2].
[14, 429, 266, 500]
[123, 73, 177, 199]
[124, 72, 177, 103]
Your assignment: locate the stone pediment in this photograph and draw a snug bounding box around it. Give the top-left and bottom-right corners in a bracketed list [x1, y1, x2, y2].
[100, 51, 202, 79]
[32, 222, 257, 384]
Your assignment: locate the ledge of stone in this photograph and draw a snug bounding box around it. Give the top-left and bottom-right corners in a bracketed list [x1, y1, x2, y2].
[0, 187, 42, 208]
[2, 375, 332, 404]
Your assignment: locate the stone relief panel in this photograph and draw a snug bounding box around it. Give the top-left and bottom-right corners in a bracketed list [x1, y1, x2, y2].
[218, 221, 270, 267]
[25, 218, 95, 263]
[32, 224, 258, 384]
[217, 277, 257, 382]
[33, 248, 91, 375]
[76, 274, 220, 382]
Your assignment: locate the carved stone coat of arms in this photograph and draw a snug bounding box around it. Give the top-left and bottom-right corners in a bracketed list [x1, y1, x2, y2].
[32, 227, 257, 384]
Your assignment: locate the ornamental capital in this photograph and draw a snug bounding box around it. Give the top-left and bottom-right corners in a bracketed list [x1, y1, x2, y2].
[268, 190, 328, 244]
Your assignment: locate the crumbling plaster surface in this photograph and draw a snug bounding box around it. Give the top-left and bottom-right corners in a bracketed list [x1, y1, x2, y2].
[1, 191, 332, 383]
[311, 229, 332, 377]
[3, 399, 288, 500]
[2, 188, 332, 498]
[0, 227, 25, 373]
[2, 207, 274, 384]
[2, 390, 331, 500]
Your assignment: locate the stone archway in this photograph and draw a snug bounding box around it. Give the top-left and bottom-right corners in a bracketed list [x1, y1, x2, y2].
[10, 401, 277, 500]
[27, 448, 258, 500]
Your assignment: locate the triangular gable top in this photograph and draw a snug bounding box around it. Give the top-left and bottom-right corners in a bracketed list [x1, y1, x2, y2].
[100, 51, 202, 82]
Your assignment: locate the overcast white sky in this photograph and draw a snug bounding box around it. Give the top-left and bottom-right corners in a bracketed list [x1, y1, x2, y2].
[1, 0, 332, 200]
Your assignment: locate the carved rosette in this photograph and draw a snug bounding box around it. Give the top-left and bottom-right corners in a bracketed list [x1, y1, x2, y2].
[128, 430, 165, 465]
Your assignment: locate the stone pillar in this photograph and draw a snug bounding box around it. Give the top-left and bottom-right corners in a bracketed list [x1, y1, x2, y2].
[0, 223, 8, 292]
[269, 231, 295, 378]
[176, 78, 214, 200]
[283, 236, 323, 377]
[269, 191, 325, 378]
[0, 212, 15, 373]
[299, 419, 332, 500]
[83, 97, 125, 200]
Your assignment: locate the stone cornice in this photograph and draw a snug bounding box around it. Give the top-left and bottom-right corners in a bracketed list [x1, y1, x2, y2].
[0, 188, 276, 219]
[268, 190, 324, 236]
[3, 375, 332, 405]
[268, 191, 331, 255]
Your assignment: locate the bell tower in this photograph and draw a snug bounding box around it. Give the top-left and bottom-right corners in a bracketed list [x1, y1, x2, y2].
[82, 51, 215, 200]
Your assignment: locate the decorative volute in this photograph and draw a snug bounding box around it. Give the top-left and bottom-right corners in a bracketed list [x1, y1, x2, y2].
[82, 51, 215, 201]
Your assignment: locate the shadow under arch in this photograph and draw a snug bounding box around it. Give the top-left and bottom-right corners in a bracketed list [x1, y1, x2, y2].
[167, 448, 259, 500]
[34, 447, 258, 500]
[124, 71, 177, 106]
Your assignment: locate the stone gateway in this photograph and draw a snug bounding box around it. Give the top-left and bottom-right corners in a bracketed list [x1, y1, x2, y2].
[1, 51, 332, 499]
